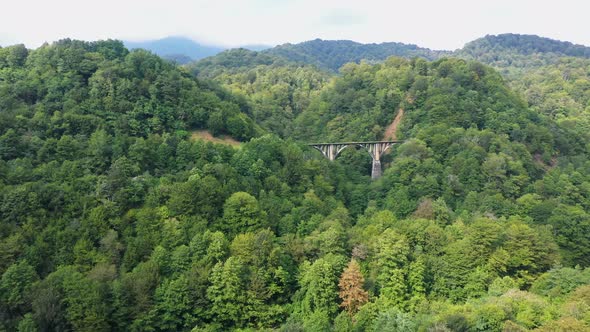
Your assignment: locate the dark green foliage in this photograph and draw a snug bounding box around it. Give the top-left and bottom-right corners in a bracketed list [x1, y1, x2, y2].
[266, 39, 448, 72]
[190, 48, 285, 78]
[457, 33, 590, 68]
[190, 51, 331, 138]
[0, 260, 38, 319]
[1, 36, 590, 332]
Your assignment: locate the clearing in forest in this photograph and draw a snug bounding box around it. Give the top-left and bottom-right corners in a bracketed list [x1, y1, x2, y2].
[190, 130, 242, 147]
[383, 108, 404, 141]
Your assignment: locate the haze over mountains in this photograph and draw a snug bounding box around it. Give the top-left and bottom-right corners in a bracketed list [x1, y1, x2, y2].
[123, 36, 272, 64]
[125, 33, 590, 71]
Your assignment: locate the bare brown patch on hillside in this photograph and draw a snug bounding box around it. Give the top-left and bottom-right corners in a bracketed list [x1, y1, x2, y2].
[190, 130, 241, 147]
[533, 153, 557, 171]
[383, 108, 404, 141]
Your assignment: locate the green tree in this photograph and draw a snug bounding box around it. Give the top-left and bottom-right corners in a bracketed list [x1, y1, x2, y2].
[372, 229, 410, 307]
[548, 205, 590, 266]
[298, 257, 342, 317]
[220, 191, 267, 237]
[207, 257, 247, 327]
[0, 260, 39, 316]
[147, 275, 197, 331]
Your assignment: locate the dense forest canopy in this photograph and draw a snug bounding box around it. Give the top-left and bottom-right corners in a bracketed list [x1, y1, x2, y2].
[263, 39, 448, 72]
[457, 34, 590, 68]
[189, 33, 590, 74]
[1, 35, 590, 331]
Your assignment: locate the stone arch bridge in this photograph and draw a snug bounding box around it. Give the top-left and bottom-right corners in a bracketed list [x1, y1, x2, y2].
[309, 141, 402, 179]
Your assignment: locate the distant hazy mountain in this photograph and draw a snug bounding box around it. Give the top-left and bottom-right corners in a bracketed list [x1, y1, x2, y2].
[124, 36, 273, 64]
[241, 44, 272, 52]
[160, 54, 193, 65]
[124, 36, 225, 63]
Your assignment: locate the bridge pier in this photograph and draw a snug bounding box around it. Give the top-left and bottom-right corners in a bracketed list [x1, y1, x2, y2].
[309, 141, 400, 179]
[371, 159, 382, 179]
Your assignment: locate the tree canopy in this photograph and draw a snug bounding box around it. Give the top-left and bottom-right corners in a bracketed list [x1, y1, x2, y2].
[1, 37, 590, 331]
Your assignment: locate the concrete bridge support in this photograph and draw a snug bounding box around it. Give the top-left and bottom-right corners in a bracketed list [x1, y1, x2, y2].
[309, 141, 400, 179]
[311, 143, 350, 161]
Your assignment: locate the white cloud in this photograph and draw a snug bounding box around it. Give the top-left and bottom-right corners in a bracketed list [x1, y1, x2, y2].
[1, 0, 589, 49]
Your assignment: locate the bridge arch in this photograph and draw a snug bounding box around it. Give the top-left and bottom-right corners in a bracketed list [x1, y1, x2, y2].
[309, 141, 401, 179]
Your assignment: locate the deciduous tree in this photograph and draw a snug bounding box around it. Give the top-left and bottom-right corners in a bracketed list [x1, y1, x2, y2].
[338, 259, 368, 316]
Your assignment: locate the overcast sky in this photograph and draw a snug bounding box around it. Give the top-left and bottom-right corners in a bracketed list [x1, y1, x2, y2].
[2, 0, 589, 50]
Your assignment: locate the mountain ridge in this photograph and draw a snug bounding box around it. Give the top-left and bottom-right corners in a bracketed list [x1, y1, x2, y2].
[190, 33, 590, 72]
[263, 38, 449, 71]
[123, 36, 273, 64]
[124, 36, 224, 64]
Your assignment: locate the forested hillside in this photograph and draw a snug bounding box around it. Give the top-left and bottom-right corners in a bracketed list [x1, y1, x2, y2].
[456, 34, 590, 69]
[453, 34, 590, 154]
[188, 33, 590, 74]
[264, 39, 448, 72]
[190, 48, 331, 138]
[1, 38, 590, 332]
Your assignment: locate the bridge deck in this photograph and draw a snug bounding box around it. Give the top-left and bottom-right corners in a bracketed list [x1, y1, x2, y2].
[308, 140, 402, 145]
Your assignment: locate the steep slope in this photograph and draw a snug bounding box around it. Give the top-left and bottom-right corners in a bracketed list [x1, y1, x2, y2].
[293, 56, 590, 265]
[510, 59, 590, 167]
[453, 35, 590, 146]
[292, 57, 533, 140]
[383, 108, 404, 141]
[189, 48, 332, 137]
